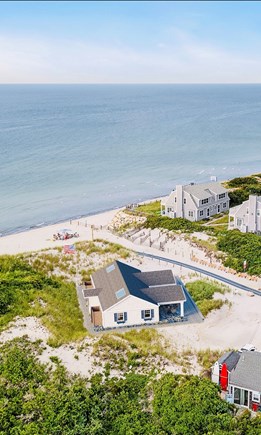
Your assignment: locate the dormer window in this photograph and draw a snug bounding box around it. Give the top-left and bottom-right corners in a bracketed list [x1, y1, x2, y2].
[202, 198, 209, 205]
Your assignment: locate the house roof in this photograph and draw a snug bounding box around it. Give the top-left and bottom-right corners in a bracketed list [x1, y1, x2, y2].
[162, 182, 228, 205]
[218, 351, 241, 372]
[229, 351, 261, 392]
[140, 285, 186, 304]
[183, 182, 228, 200]
[134, 270, 175, 287]
[84, 260, 186, 311]
[83, 288, 102, 298]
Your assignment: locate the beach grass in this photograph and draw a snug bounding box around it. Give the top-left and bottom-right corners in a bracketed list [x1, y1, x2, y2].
[0, 255, 87, 346]
[186, 279, 229, 317]
[135, 200, 161, 216]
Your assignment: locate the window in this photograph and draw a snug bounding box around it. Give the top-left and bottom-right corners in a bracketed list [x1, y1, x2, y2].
[219, 193, 226, 199]
[199, 210, 204, 217]
[184, 198, 186, 204]
[188, 211, 193, 217]
[174, 197, 177, 203]
[252, 392, 260, 402]
[106, 264, 115, 273]
[202, 198, 209, 205]
[117, 313, 124, 322]
[114, 312, 127, 323]
[223, 202, 227, 208]
[257, 210, 260, 216]
[141, 309, 154, 320]
[115, 288, 126, 299]
[246, 208, 249, 214]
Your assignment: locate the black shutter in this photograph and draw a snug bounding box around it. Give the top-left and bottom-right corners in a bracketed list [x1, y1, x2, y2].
[114, 313, 117, 322]
[141, 310, 145, 319]
[151, 309, 154, 319]
[124, 312, 127, 322]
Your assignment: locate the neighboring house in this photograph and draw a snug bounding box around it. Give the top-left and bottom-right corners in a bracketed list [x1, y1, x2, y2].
[229, 195, 261, 234]
[161, 182, 229, 221]
[82, 260, 186, 329]
[212, 349, 261, 411]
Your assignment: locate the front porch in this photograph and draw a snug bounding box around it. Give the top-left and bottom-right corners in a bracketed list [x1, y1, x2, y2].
[159, 300, 185, 322]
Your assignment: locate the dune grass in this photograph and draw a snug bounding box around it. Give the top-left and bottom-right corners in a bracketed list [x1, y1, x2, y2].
[185, 279, 229, 317]
[0, 255, 87, 347]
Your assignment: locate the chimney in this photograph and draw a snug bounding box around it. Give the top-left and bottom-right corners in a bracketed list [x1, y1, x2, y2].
[176, 185, 184, 218]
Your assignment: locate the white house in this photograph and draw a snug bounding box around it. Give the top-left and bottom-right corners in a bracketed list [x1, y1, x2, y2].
[229, 195, 261, 234]
[161, 182, 229, 222]
[212, 349, 261, 411]
[82, 260, 186, 329]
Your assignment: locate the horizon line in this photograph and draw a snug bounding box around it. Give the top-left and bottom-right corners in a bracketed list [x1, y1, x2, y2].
[1, 82, 261, 85]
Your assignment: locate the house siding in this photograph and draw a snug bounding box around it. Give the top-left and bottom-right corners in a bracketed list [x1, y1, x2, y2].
[103, 295, 159, 329]
[229, 195, 261, 234]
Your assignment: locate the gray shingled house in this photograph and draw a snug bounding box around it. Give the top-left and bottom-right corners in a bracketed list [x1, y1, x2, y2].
[82, 260, 186, 329]
[161, 182, 229, 221]
[212, 350, 261, 411]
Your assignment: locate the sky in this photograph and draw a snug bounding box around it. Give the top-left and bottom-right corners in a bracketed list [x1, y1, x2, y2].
[1, 1, 261, 83]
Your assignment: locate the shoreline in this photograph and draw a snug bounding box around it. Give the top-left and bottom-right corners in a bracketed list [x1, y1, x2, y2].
[0, 195, 167, 255]
[0, 193, 164, 239]
[1, 169, 259, 239]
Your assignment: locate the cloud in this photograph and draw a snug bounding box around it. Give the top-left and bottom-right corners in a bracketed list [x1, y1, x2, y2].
[0, 31, 261, 83]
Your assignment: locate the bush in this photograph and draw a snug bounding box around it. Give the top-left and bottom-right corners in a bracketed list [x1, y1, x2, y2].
[217, 230, 261, 275]
[145, 216, 202, 233]
[227, 176, 258, 188]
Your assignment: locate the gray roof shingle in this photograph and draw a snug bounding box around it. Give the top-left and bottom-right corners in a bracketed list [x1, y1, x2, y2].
[134, 270, 175, 287]
[140, 285, 186, 304]
[218, 351, 241, 372]
[184, 182, 228, 200]
[229, 351, 261, 392]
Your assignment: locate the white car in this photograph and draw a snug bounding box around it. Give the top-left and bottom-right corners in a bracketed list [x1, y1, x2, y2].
[239, 344, 256, 352]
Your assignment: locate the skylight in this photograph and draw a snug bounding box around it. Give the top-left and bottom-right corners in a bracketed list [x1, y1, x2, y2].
[106, 264, 115, 273]
[115, 288, 126, 299]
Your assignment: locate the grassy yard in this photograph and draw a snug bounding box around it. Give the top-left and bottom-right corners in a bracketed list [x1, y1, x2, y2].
[126, 200, 161, 217]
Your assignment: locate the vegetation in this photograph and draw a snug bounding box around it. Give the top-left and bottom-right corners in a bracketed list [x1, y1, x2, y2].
[125, 200, 161, 217]
[92, 329, 179, 371]
[145, 215, 203, 233]
[76, 239, 130, 259]
[1, 338, 261, 435]
[225, 175, 261, 207]
[186, 279, 228, 317]
[226, 176, 259, 188]
[0, 255, 86, 346]
[197, 348, 225, 370]
[217, 230, 261, 275]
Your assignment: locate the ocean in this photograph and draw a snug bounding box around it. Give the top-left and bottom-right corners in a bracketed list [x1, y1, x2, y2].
[1, 84, 261, 236]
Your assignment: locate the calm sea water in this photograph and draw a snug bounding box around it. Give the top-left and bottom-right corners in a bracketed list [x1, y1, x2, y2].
[0, 84, 261, 235]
